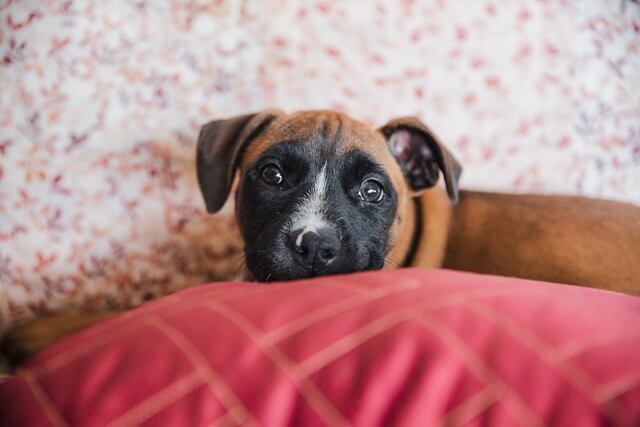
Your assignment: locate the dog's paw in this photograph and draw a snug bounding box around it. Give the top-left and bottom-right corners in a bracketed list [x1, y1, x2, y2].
[0, 318, 63, 367]
[0, 353, 12, 375]
[1, 311, 119, 368]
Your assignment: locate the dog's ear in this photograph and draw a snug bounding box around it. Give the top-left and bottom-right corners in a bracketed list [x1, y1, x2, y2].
[380, 117, 462, 203]
[196, 110, 281, 213]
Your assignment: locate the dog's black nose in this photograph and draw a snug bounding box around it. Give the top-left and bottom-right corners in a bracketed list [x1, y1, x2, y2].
[288, 228, 340, 272]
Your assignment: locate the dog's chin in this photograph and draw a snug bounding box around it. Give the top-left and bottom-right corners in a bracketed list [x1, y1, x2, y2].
[245, 253, 385, 283]
[250, 267, 322, 283]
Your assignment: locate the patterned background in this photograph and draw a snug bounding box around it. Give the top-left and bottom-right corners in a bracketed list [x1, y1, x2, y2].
[1, 1, 639, 331]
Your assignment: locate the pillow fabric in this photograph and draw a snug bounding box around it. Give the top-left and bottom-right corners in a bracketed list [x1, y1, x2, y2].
[1, 269, 639, 426]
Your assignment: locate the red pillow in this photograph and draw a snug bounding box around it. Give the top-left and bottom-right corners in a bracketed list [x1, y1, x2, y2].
[1, 269, 639, 426]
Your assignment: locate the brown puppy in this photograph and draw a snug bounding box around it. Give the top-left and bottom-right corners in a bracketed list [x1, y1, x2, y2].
[195, 110, 639, 293]
[3, 109, 639, 367]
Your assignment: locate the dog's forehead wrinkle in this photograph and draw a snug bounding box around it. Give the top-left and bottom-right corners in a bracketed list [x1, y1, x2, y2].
[320, 117, 332, 141]
[298, 113, 341, 156]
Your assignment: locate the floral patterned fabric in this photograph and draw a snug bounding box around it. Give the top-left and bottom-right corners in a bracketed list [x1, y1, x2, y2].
[1, 1, 639, 330]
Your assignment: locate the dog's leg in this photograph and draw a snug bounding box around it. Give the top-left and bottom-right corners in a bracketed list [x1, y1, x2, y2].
[1, 311, 119, 368]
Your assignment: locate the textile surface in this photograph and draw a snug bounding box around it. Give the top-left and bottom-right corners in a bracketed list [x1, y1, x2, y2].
[1, 269, 639, 426]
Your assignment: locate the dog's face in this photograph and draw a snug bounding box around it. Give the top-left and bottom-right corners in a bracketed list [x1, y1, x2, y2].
[196, 110, 461, 281]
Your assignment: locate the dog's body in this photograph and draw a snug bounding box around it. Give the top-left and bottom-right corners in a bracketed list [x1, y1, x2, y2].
[3, 110, 640, 367]
[411, 189, 640, 295]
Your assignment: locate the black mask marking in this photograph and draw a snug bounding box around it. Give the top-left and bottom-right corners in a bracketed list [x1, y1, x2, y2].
[237, 139, 398, 282]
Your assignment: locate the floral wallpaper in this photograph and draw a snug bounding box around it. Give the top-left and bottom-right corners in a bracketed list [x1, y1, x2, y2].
[1, 0, 639, 331]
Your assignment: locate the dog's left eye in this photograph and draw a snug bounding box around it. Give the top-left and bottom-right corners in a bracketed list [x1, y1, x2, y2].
[359, 178, 385, 203]
[261, 164, 283, 185]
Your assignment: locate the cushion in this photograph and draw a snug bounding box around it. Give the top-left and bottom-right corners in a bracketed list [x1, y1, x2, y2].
[2, 1, 639, 331]
[1, 268, 639, 426]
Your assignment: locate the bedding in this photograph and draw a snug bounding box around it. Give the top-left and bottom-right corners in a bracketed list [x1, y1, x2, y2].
[1, 269, 639, 426]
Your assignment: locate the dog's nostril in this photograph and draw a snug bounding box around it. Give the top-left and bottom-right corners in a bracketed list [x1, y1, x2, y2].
[320, 248, 335, 260]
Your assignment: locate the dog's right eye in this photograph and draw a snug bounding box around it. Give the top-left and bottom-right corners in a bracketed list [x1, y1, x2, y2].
[261, 164, 284, 186]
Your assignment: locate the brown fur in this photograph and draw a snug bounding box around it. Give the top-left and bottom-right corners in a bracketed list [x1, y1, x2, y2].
[3, 110, 639, 369]
[442, 191, 640, 295]
[1, 311, 117, 367]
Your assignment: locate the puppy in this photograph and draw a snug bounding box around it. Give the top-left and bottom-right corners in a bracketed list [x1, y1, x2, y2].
[196, 110, 640, 292]
[3, 109, 639, 367]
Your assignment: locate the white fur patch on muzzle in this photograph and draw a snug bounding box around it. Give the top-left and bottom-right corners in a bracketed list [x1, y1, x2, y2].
[288, 164, 333, 241]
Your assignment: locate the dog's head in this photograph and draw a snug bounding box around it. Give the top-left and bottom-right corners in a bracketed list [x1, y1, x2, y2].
[196, 110, 461, 281]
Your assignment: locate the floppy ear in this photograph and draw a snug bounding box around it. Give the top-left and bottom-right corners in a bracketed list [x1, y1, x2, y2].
[380, 117, 462, 203]
[196, 110, 281, 213]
